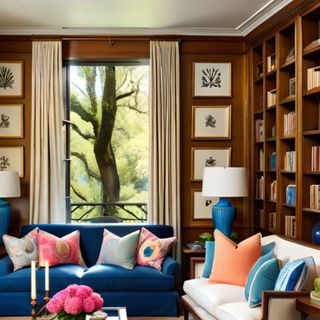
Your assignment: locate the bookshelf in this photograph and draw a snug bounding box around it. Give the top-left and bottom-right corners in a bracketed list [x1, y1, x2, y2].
[251, 2, 320, 245]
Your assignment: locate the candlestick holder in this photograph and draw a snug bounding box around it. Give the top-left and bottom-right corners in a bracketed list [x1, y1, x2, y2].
[31, 291, 50, 319]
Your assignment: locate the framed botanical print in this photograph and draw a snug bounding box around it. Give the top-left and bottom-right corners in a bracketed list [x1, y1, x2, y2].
[0, 61, 24, 98]
[191, 147, 231, 181]
[191, 188, 219, 220]
[0, 104, 24, 138]
[192, 105, 231, 140]
[0, 146, 24, 177]
[193, 62, 232, 97]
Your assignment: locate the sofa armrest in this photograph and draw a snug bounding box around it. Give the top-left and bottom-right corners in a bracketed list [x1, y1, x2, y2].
[0, 256, 13, 276]
[261, 290, 309, 320]
[162, 256, 180, 276]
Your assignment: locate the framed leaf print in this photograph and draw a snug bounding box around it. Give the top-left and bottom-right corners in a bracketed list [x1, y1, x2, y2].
[192, 105, 231, 140]
[0, 104, 24, 138]
[193, 62, 232, 97]
[0, 61, 24, 98]
[191, 188, 219, 220]
[0, 146, 24, 177]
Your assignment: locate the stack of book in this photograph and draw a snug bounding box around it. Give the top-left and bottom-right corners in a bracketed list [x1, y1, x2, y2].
[259, 149, 264, 171]
[255, 119, 264, 142]
[311, 146, 320, 172]
[259, 209, 265, 229]
[285, 215, 296, 237]
[283, 111, 296, 136]
[268, 212, 277, 232]
[307, 66, 320, 90]
[267, 55, 276, 72]
[284, 151, 296, 171]
[310, 185, 320, 210]
[270, 180, 277, 201]
[286, 184, 296, 205]
[269, 152, 276, 170]
[256, 176, 264, 200]
[267, 89, 277, 107]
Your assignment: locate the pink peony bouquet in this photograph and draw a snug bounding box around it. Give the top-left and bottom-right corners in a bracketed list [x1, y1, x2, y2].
[46, 284, 104, 320]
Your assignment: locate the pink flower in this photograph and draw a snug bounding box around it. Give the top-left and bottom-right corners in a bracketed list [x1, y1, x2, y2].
[64, 297, 83, 315]
[91, 292, 104, 310]
[46, 298, 61, 314]
[67, 284, 79, 297]
[83, 297, 95, 313]
[76, 285, 93, 299]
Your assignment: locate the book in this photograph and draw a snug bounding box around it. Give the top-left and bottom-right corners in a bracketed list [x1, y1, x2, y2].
[310, 185, 320, 210]
[268, 212, 277, 232]
[286, 184, 296, 206]
[311, 146, 320, 172]
[255, 119, 264, 142]
[284, 111, 296, 136]
[270, 180, 277, 201]
[307, 66, 320, 91]
[256, 176, 265, 200]
[270, 152, 276, 170]
[285, 215, 296, 237]
[259, 148, 264, 171]
[267, 55, 276, 73]
[267, 89, 277, 107]
[284, 151, 296, 172]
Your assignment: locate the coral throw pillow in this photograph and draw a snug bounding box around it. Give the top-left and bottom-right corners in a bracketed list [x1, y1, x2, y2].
[136, 227, 176, 271]
[38, 230, 85, 267]
[209, 230, 261, 286]
[3, 227, 39, 271]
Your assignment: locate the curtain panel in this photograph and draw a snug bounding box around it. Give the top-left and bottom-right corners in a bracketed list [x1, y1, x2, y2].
[149, 41, 181, 260]
[30, 41, 65, 223]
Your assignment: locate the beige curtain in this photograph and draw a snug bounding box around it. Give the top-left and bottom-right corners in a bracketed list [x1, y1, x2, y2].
[30, 41, 65, 223]
[149, 41, 181, 260]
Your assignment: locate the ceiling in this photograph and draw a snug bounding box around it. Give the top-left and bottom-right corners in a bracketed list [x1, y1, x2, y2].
[0, 0, 292, 36]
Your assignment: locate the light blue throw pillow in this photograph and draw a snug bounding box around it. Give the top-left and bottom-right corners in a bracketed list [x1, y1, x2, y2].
[261, 242, 275, 255]
[248, 258, 280, 307]
[201, 241, 215, 278]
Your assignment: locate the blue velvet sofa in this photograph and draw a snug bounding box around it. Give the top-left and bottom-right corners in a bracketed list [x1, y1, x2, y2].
[0, 223, 180, 316]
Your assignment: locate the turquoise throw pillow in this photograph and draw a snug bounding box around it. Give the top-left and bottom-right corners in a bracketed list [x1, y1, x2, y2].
[248, 258, 280, 307]
[261, 242, 275, 255]
[201, 241, 215, 278]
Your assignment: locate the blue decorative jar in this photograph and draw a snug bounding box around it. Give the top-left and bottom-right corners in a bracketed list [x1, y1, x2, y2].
[312, 223, 320, 245]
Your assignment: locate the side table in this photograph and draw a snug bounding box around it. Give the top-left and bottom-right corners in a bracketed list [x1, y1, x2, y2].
[182, 246, 205, 281]
[296, 296, 320, 320]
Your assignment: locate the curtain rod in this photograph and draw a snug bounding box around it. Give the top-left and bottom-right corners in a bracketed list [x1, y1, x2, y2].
[61, 37, 181, 42]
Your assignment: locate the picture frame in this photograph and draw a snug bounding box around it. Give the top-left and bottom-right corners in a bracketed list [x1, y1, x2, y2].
[190, 257, 205, 279]
[0, 104, 24, 138]
[192, 105, 231, 140]
[191, 147, 231, 181]
[0, 61, 24, 98]
[191, 188, 219, 220]
[193, 62, 232, 98]
[0, 146, 24, 177]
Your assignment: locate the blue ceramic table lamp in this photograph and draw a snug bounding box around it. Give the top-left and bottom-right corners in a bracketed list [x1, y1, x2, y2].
[0, 171, 20, 245]
[202, 167, 248, 238]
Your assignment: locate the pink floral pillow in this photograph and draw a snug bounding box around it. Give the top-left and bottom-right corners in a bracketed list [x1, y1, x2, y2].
[37, 230, 85, 267]
[136, 227, 176, 271]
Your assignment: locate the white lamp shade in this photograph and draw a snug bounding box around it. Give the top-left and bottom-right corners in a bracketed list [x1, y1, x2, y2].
[202, 167, 248, 197]
[0, 171, 21, 198]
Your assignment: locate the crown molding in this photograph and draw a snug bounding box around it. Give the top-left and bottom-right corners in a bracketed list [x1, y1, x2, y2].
[0, 0, 293, 37]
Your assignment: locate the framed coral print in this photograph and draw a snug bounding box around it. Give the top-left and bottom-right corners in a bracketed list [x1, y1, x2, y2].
[0, 104, 24, 138]
[192, 105, 231, 140]
[193, 62, 232, 97]
[0, 61, 24, 98]
[191, 147, 231, 181]
[0, 146, 24, 177]
[191, 188, 219, 220]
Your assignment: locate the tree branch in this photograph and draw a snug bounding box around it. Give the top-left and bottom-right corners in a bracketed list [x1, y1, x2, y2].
[116, 90, 136, 101]
[70, 122, 95, 140]
[117, 103, 147, 114]
[71, 151, 101, 181]
[71, 82, 88, 99]
[71, 184, 88, 202]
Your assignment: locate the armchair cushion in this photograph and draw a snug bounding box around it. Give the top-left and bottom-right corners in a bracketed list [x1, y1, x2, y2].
[162, 256, 179, 276]
[0, 256, 13, 277]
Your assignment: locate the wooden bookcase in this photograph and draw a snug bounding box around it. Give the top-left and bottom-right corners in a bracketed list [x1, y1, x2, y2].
[251, 2, 320, 244]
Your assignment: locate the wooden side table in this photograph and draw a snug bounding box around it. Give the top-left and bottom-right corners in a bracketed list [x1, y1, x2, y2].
[296, 296, 320, 319]
[182, 246, 205, 281]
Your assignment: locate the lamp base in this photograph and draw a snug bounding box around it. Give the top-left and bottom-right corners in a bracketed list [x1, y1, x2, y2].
[212, 198, 235, 238]
[0, 199, 11, 245]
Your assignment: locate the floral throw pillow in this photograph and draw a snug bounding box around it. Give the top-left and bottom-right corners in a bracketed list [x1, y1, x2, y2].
[136, 227, 176, 271]
[37, 230, 85, 267]
[3, 227, 39, 271]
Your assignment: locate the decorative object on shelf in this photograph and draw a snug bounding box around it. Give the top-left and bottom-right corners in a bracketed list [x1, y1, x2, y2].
[0, 171, 20, 245]
[186, 242, 203, 250]
[286, 184, 296, 205]
[289, 77, 296, 96]
[0, 61, 23, 97]
[193, 62, 232, 97]
[202, 167, 248, 237]
[191, 147, 231, 181]
[191, 189, 219, 221]
[192, 105, 231, 140]
[0, 146, 24, 177]
[267, 54, 276, 72]
[46, 284, 104, 320]
[312, 222, 320, 245]
[310, 277, 320, 303]
[0, 104, 24, 138]
[198, 232, 214, 246]
[285, 47, 295, 62]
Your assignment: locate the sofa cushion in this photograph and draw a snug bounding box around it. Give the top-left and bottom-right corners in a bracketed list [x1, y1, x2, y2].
[183, 278, 246, 318]
[216, 302, 261, 320]
[81, 264, 174, 291]
[0, 264, 87, 292]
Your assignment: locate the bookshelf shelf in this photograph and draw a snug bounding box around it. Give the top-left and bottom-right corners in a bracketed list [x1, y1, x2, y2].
[303, 208, 320, 214]
[282, 203, 296, 208]
[280, 135, 296, 140]
[265, 69, 277, 79]
[280, 96, 295, 105]
[256, 141, 263, 145]
[254, 110, 264, 115]
[266, 200, 277, 204]
[280, 58, 295, 70]
[303, 87, 320, 97]
[280, 170, 296, 175]
[266, 104, 276, 111]
[303, 130, 320, 136]
[266, 137, 276, 142]
[303, 171, 320, 175]
[303, 43, 320, 58]
[266, 170, 276, 173]
[255, 198, 264, 202]
[254, 76, 263, 83]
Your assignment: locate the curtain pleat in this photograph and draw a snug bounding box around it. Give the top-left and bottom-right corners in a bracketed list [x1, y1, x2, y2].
[149, 41, 181, 261]
[30, 41, 65, 223]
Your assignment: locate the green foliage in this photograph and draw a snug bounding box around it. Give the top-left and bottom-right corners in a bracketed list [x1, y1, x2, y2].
[69, 64, 149, 222]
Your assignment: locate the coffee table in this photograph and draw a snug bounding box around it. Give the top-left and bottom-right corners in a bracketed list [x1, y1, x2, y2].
[101, 307, 127, 320]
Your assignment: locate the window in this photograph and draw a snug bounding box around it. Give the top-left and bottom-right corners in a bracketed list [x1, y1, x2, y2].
[65, 61, 149, 223]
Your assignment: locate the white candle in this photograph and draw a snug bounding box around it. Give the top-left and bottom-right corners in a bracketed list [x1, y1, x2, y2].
[45, 261, 49, 291]
[31, 261, 36, 300]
